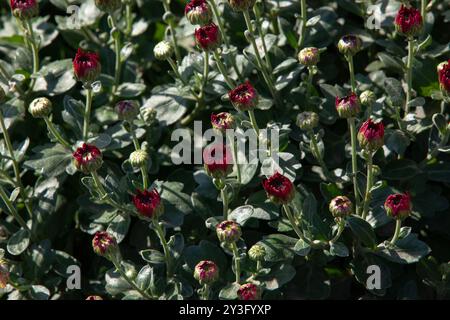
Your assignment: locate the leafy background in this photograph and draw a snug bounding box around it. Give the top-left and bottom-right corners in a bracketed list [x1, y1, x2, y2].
[0, 0, 449, 300]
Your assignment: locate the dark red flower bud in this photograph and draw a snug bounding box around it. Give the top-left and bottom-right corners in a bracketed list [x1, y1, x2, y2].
[237, 283, 261, 300]
[115, 100, 140, 122]
[194, 260, 219, 285]
[358, 119, 384, 153]
[73, 48, 101, 85]
[384, 193, 412, 220]
[228, 81, 259, 112]
[185, 0, 212, 26]
[227, 0, 256, 12]
[203, 143, 233, 179]
[438, 60, 450, 94]
[92, 231, 119, 260]
[262, 172, 295, 205]
[194, 23, 221, 51]
[395, 5, 423, 38]
[72, 143, 103, 174]
[216, 220, 242, 243]
[211, 112, 235, 132]
[132, 189, 164, 221]
[335, 92, 360, 118]
[337, 35, 362, 56]
[329, 196, 353, 218]
[10, 0, 39, 20]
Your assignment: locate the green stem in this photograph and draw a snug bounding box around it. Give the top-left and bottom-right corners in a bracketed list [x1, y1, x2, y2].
[202, 284, 210, 300]
[162, 1, 181, 62]
[253, 4, 272, 71]
[329, 220, 345, 244]
[153, 220, 173, 278]
[25, 20, 39, 92]
[256, 259, 262, 272]
[130, 127, 148, 189]
[231, 135, 241, 184]
[82, 87, 93, 141]
[362, 153, 373, 220]
[221, 186, 229, 220]
[91, 171, 134, 214]
[309, 130, 333, 182]
[421, 0, 426, 28]
[212, 50, 235, 89]
[390, 219, 402, 245]
[347, 55, 356, 92]
[208, 0, 243, 81]
[0, 185, 32, 235]
[297, 0, 307, 50]
[125, 3, 133, 37]
[231, 242, 241, 284]
[405, 39, 414, 115]
[0, 108, 32, 217]
[180, 51, 209, 125]
[112, 260, 153, 300]
[242, 10, 279, 105]
[247, 109, 260, 137]
[348, 118, 361, 215]
[282, 204, 305, 240]
[109, 14, 122, 94]
[43, 117, 71, 149]
[167, 57, 200, 101]
[305, 67, 314, 107]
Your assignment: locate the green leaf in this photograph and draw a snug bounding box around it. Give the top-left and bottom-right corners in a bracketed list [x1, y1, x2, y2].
[228, 205, 254, 226]
[293, 238, 311, 256]
[33, 59, 76, 95]
[382, 159, 420, 180]
[219, 282, 240, 300]
[116, 82, 146, 98]
[7, 228, 30, 255]
[260, 263, 296, 290]
[140, 249, 165, 264]
[347, 215, 377, 248]
[329, 242, 349, 257]
[107, 214, 131, 244]
[23, 143, 72, 177]
[142, 85, 188, 126]
[385, 77, 405, 106]
[29, 285, 50, 300]
[375, 233, 431, 264]
[424, 163, 450, 183]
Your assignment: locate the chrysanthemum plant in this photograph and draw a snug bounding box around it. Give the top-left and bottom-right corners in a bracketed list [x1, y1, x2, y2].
[0, 0, 449, 300]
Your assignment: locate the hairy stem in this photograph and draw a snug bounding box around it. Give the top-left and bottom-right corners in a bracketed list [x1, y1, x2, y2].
[242, 10, 279, 105]
[329, 219, 345, 244]
[348, 118, 361, 215]
[213, 49, 235, 89]
[25, 20, 39, 92]
[0, 184, 32, 235]
[109, 14, 122, 94]
[309, 129, 333, 182]
[390, 219, 402, 245]
[43, 116, 71, 149]
[153, 220, 173, 278]
[404, 39, 414, 115]
[221, 186, 229, 220]
[254, 4, 272, 71]
[362, 153, 373, 220]
[0, 108, 32, 216]
[82, 87, 93, 141]
[231, 242, 241, 284]
[297, 0, 307, 50]
[112, 259, 153, 300]
[162, 1, 181, 62]
[247, 109, 260, 137]
[283, 204, 305, 240]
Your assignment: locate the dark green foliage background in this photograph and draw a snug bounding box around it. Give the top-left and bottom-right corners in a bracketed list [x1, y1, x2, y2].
[0, 0, 449, 300]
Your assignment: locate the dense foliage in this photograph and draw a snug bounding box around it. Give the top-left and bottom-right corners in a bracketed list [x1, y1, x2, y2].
[0, 0, 449, 300]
